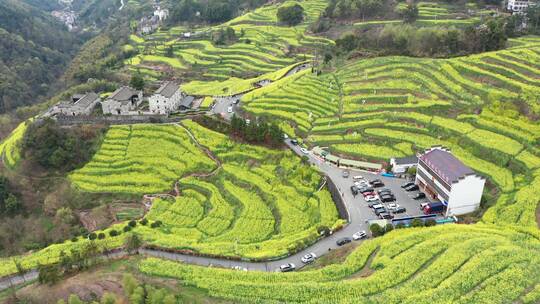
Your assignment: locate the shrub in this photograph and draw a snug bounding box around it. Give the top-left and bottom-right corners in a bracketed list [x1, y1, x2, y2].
[277, 3, 304, 26]
[98, 232, 106, 240]
[128, 220, 137, 227]
[425, 219, 437, 227]
[370, 223, 385, 237]
[109, 229, 119, 237]
[385, 224, 394, 233]
[395, 223, 406, 229]
[123, 226, 132, 232]
[140, 218, 148, 226]
[88, 232, 97, 240]
[411, 219, 424, 227]
[70, 237, 78, 242]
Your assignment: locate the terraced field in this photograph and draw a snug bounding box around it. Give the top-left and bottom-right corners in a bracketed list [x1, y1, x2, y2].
[0, 119, 31, 168]
[139, 223, 540, 303]
[124, 0, 331, 82]
[137, 120, 342, 259]
[69, 124, 216, 194]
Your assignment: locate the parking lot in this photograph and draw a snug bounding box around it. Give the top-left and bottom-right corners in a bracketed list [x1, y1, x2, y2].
[344, 171, 433, 221]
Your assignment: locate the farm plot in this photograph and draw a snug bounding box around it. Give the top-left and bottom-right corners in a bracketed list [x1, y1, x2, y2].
[70, 124, 216, 194]
[139, 223, 540, 303]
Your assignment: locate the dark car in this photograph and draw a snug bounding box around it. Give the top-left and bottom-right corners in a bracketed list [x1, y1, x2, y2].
[336, 237, 352, 246]
[358, 187, 375, 194]
[377, 188, 391, 194]
[371, 181, 385, 188]
[368, 200, 382, 208]
[350, 185, 359, 195]
[377, 190, 392, 196]
[412, 192, 426, 200]
[401, 181, 415, 188]
[392, 207, 407, 214]
[374, 207, 387, 216]
[380, 195, 396, 203]
[290, 139, 299, 145]
[379, 212, 394, 219]
[405, 185, 420, 192]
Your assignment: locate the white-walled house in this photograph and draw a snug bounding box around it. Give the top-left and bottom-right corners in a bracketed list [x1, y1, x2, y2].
[507, 0, 534, 13]
[390, 155, 418, 174]
[415, 146, 486, 216]
[102, 87, 143, 115]
[149, 82, 183, 114]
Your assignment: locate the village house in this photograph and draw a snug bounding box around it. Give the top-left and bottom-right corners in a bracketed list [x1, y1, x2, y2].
[149, 81, 183, 114]
[101, 86, 143, 115]
[507, 0, 535, 13]
[390, 155, 418, 174]
[154, 6, 169, 21]
[48, 92, 100, 116]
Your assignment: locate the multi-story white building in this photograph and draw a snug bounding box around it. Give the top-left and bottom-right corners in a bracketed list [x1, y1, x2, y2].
[415, 146, 486, 216]
[507, 0, 534, 13]
[101, 86, 143, 115]
[149, 82, 183, 114]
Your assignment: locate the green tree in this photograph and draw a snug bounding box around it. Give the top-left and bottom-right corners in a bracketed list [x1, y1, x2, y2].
[130, 73, 145, 90]
[370, 224, 385, 237]
[124, 233, 142, 253]
[4, 194, 21, 214]
[68, 294, 84, 304]
[122, 274, 139, 297]
[402, 4, 419, 23]
[277, 3, 304, 26]
[101, 292, 117, 304]
[411, 218, 424, 227]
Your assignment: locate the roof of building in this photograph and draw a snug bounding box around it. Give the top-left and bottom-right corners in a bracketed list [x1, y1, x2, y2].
[107, 87, 140, 103]
[340, 158, 382, 170]
[394, 155, 418, 165]
[325, 154, 340, 163]
[419, 148, 475, 184]
[155, 81, 180, 98]
[73, 92, 100, 109]
[180, 96, 195, 108]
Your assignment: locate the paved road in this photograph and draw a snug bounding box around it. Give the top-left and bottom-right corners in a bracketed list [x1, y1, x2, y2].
[212, 95, 242, 120]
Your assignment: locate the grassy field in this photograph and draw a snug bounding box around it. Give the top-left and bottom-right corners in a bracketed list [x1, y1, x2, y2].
[123, 0, 331, 84]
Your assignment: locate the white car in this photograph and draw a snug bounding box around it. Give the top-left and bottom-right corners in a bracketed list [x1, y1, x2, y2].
[300, 148, 309, 154]
[283, 133, 289, 139]
[364, 195, 378, 202]
[352, 231, 367, 240]
[372, 204, 384, 210]
[227, 106, 233, 113]
[352, 175, 364, 181]
[387, 203, 399, 210]
[232, 266, 248, 271]
[301, 253, 317, 264]
[355, 181, 369, 187]
[279, 263, 296, 272]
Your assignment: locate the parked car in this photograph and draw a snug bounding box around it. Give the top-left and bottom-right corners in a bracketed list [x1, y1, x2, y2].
[380, 195, 396, 202]
[300, 148, 309, 154]
[371, 180, 385, 188]
[279, 263, 296, 272]
[290, 139, 298, 145]
[301, 253, 317, 264]
[387, 203, 399, 210]
[377, 190, 393, 197]
[355, 180, 369, 187]
[233, 98, 240, 105]
[232, 266, 248, 271]
[379, 212, 394, 219]
[374, 207, 388, 216]
[401, 181, 415, 188]
[362, 191, 376, 197]
[405, 184, 419, 192]
[372, 203, 384, 210]
[377, 188, 391, 194]
[424, 202, 445, 214]
[283, 133, 289, 139]
[342, 170, 350, 178]
[353, 175, 364, 181]
[392, 207, 407, 214]
[420, 202, 429, 210]
[352, 231, 367, 240]
[358, 187, 375, 194]
[336, 237, 352, 246]
[412, 192, 426, 200]
[227, 106, 233, 113]
[364, 195, 378, 202]
[368, 200, 382, 208]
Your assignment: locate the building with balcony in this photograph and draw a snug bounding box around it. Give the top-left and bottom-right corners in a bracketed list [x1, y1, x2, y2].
[415, 146, 486, 216]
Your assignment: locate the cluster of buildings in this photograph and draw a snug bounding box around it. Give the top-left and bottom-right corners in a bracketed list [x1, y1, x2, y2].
[46, 81, 194, 117]
[391, 146, 486, 217]
[139, 5, 169, 34]
[506, 0, 537, 14]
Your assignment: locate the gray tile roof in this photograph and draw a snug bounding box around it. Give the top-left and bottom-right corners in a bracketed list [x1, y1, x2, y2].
[420, 149, 474, 184]
[108, 87, 140, 102]
[394, 155, 418, 165]
[73, 92, 100, 109]
[155, 81, 179, 98]
[180, 96, 194, 108]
